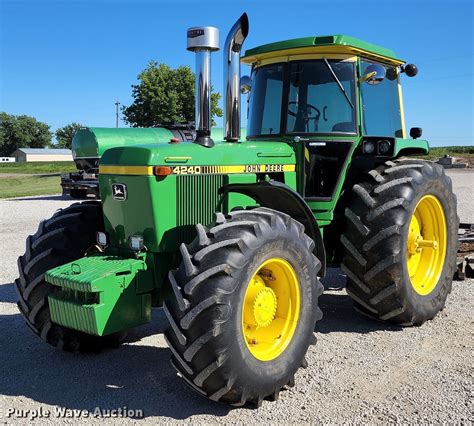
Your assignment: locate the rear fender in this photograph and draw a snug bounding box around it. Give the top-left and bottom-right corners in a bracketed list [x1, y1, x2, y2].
[220, 180, 326, 277]
[394, 138, 429, 157]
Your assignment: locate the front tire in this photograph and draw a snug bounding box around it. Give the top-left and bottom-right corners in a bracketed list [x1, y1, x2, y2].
[341, 160, 458, 325]
[16, 202, 125, 351]
[164, 208, 323, 406]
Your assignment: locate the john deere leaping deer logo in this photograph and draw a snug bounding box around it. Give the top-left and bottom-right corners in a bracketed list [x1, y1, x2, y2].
[112, 183, 127, 201]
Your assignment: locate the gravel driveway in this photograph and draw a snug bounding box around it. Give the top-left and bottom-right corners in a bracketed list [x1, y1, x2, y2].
[0, 170, 472, 423]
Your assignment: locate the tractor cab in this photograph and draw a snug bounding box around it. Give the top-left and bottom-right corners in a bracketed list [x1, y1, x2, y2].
[241, 35, 421, 203]
[241, 35, 409, 139]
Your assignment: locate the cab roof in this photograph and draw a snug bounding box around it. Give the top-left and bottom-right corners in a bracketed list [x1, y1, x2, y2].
[241, 35, 405, 66]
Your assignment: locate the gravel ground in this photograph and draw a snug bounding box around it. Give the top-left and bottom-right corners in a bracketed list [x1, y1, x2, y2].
[0, 170, 472, 423]
[446, 169, 474, 223]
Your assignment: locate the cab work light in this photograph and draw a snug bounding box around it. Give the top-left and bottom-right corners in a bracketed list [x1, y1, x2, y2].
[129, 235, 145, 252]
[378, 139, 391, 155]
[363, 141, 376, 154]
[96, 231, 109, 247]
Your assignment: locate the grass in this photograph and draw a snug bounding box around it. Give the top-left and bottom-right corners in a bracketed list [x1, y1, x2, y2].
[0, 161, 76, 174]
[418, 146, 474, 159]
[0, 175, 62, 199]
[429, 146, 474, 155]
[416, 146, 474, 166]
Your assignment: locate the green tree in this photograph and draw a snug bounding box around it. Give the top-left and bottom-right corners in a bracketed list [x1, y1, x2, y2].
[55, 123, 84, 149]
[0, 112, 52, 156]
[123, 61, 223, 127]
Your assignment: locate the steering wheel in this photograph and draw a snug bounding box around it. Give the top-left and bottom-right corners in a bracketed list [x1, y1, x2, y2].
[288, 101, 321, 120]
[288, 102, 321, 131]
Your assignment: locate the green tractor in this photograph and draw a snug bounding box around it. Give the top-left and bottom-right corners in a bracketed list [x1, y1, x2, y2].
[16, 14, 458, 406]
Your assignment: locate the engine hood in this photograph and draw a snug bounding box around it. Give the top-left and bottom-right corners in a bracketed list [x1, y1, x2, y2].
[100, 138, 296, 170]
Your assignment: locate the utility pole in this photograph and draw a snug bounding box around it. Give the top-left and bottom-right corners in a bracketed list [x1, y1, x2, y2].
[115, 100, 121, 128]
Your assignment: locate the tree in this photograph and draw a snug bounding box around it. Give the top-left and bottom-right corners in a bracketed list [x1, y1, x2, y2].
[123, 61, 223, 127]
[0, 112, 52, 156]
[55, 123, 84, 149]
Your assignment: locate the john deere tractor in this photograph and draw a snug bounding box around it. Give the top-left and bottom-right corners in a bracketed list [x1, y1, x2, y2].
[16, 14, 458, 406]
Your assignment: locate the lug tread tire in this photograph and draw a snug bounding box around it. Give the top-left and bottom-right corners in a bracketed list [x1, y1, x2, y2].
[341, 159, 458, 326]
[16, 201, 125, 352]
[164, 207, 323, 406]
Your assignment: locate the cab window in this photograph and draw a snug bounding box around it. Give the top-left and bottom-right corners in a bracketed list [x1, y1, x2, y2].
[360, 60, 403, 137]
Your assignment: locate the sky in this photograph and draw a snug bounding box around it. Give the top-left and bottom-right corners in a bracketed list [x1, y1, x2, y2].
[0, 0, 473, 147]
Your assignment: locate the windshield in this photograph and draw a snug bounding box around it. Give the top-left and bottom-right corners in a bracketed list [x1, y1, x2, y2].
[247, 64, 284, 136]
[247, 60, 357, 137]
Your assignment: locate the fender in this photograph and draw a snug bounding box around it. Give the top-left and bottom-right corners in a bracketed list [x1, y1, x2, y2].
[220, 180, 326, 277]
[394, 138, 429, 157]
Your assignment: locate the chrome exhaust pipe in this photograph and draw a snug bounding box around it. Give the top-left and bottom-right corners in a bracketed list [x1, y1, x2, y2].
[223, 13, 249, 142]
[187, 26, 219, 148]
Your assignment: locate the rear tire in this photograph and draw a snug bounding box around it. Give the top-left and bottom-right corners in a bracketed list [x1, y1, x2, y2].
[16, 201, 125, 351]
[341, 160, 458, 325]
[164, 208, 323, 406]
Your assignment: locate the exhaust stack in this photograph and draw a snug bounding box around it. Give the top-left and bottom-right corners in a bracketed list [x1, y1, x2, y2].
[223, 13, 249, 142]
[187, 26, 219, 148]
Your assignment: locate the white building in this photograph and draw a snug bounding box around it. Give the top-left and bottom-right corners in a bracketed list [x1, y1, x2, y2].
[11, 148, 73, 162]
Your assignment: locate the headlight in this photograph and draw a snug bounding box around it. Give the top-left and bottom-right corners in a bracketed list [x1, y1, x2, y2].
[128, 235, 144, 252]
[96, 231, 109, 246]
[378, 140, 391, 155]
[363, 141, 376, 154]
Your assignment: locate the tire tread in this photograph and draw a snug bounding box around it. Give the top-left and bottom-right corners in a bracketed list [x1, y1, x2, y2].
[341, 159, 458, 325]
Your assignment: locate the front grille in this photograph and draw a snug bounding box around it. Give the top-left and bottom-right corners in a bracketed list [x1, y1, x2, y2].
[176, 174, 225, 242]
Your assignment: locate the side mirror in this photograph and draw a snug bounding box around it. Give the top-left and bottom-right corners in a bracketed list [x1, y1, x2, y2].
[403, 64, 418, 77]
[410, 127, 422, 139]
[361, 64, 386, 85]
[240, 75, 251, 94]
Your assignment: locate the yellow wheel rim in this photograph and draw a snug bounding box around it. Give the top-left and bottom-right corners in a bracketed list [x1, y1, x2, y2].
[407, 195, 447, 295]
[242, 258, 301, 361]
